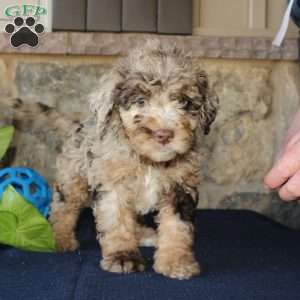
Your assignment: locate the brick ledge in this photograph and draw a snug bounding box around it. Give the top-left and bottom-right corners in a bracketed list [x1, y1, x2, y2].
[0, 32, 298, 60]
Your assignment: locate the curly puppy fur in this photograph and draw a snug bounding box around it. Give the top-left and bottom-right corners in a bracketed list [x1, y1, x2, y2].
[49, 40, 219, 280]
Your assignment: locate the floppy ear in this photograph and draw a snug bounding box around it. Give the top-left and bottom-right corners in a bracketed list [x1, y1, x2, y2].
[196, 70, 219, 135]
[89, 71, 122, 139]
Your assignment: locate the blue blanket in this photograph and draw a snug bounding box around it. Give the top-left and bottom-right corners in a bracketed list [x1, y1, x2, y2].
[1, 209, 300, 300]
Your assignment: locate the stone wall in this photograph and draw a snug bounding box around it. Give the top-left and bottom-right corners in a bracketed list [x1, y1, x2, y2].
[0, 54, 300, 228]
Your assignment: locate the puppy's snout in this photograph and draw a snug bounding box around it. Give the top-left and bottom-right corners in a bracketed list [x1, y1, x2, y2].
[153, 129, 174, 145]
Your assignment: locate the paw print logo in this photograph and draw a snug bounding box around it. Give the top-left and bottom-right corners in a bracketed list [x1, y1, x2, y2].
[4, 16, 44, 48]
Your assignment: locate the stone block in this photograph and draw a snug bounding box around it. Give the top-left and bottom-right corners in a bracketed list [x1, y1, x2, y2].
[15, 63, 112, 116]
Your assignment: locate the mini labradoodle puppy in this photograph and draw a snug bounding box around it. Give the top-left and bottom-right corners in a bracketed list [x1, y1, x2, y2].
[49, 41, 218, 279]
[7, 40, 218, 279]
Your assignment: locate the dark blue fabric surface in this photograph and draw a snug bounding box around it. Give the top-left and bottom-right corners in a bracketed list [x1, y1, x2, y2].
[1, 209, 300, 300]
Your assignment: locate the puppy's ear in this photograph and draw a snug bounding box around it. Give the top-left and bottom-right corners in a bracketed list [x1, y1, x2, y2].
[113, 81, 130, 110]
[196, 70, 219, 135]
[89, 72, 121, 139]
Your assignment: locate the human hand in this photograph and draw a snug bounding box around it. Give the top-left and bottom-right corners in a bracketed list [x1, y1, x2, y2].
[264, 110, 300, 201]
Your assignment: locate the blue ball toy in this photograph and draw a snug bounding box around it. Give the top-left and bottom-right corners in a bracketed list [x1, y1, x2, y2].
[0, 167, 52, 217]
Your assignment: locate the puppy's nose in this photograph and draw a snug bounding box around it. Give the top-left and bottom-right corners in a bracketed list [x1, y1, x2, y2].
[153, 129, 174, 145]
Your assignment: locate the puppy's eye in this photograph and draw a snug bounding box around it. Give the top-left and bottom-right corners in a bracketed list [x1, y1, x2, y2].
[136, 97, 146, 107]
[179, 97, 191, 109]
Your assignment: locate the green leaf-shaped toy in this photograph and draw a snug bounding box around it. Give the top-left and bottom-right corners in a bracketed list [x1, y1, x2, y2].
[0, 126, 14, 160]
[0, 186, 56, 252]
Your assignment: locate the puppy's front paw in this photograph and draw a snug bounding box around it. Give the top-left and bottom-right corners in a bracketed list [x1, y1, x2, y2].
[154, 253, 201, 280]
[101, 250, 145, 273]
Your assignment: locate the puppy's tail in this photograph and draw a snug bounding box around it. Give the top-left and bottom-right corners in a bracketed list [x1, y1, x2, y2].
[0, 98, 78, 137]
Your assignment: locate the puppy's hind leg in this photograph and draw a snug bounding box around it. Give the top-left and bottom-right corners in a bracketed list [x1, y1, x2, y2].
[49, 176, 89, 252]
[137, 225, 157, 247]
